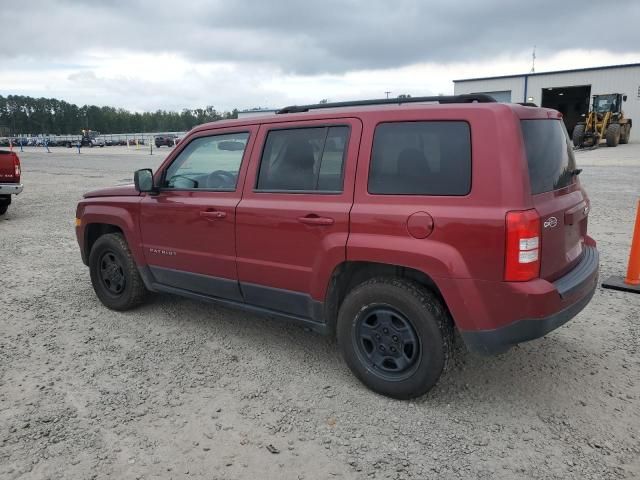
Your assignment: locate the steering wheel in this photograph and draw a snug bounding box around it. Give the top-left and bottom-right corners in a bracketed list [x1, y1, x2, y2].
[206, 170, 236, 188]
[168, 174, 198, 189]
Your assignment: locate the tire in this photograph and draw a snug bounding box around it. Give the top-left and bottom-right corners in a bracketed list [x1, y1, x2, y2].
[619, 124, 631, 144]
[572, 124, 585, 147]
[606, 123, 621, 147]
[89, 233, 147, 311]
[0, 195, 10, 215]
[337, 277, 453, 399]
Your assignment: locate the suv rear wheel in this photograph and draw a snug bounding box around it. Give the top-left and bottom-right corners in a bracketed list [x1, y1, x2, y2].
[337, 277, 452, 399]
[89, 233, 147, 311]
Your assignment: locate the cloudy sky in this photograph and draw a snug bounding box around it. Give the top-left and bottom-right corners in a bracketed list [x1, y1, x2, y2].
[1, 0, 639, 112]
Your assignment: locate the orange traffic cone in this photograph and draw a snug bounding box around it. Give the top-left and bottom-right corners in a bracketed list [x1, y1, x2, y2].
[603, 199, 640, 293]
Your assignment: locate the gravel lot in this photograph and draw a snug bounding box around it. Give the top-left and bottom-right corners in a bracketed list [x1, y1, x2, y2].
[1, 142, 639, 480]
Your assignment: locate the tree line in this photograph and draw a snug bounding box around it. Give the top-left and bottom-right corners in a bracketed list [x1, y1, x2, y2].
[0, 95, 240, 136]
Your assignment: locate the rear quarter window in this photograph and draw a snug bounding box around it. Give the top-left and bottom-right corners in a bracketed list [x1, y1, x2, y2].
[521, 119, 577, 194]
[368, 121, 471, 195]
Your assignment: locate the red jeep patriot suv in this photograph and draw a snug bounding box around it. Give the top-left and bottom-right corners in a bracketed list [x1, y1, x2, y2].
[75, 95, 599, 399]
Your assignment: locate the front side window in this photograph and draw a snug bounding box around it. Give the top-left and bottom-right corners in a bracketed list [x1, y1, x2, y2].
[163, 132, 249, 190]
[256, 126, 349, 192]
[368, 121, 471, 195]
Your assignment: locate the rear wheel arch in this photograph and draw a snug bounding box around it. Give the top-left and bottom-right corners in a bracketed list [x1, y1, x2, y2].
[323, 261, 451, 332]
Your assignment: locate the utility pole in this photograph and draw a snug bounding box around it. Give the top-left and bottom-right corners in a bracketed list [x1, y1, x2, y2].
[530, 46, 536, 74]
[384, 91, 391, 99]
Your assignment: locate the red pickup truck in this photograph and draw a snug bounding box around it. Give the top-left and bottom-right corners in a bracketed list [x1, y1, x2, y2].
[75, 95, 599, 398]
[0, 150, 23, 215]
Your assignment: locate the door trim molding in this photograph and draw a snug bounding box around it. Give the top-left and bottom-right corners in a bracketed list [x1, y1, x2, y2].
[148, 265, 243, 302]
[240, 281, 324, 320]
[138, 266, 328, 333]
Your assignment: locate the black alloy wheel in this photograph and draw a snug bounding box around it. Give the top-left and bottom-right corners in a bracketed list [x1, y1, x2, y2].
[337, 277, 452, 399]
[99, 250, 126, 295]
[89, 233, 147, 311]
[353, 305, 421, 380]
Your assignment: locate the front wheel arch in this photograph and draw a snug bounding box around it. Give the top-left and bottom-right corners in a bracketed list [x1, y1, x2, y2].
[84, 223, 124, 264]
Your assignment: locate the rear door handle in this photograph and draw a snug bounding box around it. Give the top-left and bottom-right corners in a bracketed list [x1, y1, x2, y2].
[297, 215, 335, 226]
[200, 210, 227, 220]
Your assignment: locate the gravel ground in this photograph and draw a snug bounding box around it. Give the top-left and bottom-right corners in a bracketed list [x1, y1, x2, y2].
[1, 143, 639, 480]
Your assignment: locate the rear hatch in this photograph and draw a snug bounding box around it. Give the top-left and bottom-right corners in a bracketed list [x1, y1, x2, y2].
[0, 150, 19, 183]
[521, 119, 588, 281]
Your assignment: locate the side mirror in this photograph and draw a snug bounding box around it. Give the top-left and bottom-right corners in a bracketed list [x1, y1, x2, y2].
[623, 95, 628, 102]
[134, 168, 155, 193]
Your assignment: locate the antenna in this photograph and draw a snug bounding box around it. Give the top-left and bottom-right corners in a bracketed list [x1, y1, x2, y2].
[530, 46, 536, 73]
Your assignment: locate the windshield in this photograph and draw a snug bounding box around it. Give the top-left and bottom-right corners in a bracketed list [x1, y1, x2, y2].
[593, 95, 618, 113]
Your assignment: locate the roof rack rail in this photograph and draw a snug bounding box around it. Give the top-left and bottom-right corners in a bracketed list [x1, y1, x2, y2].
[276, 94, 496, 114]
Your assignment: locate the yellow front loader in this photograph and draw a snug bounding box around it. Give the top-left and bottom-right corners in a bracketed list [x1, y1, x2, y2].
[572, 93, 632, 148]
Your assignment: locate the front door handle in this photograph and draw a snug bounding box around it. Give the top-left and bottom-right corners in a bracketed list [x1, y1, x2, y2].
[200, 210, 227, 220]
[297, 215, 334, 226]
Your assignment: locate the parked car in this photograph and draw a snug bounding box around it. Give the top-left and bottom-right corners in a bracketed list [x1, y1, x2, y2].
[75, 95, 599, 399]
[91, 137, 105, 148]
[0, 150, 23, 215]
[155, 134, 178, 148]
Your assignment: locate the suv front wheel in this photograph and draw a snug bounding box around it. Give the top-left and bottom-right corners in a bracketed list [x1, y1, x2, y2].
[89, 233, 147, 311]
[337, 277, 452, 399]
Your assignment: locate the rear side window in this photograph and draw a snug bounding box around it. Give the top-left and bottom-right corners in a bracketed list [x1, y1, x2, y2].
[368, 121, 471, 195]
[256, 126, 349, 192]
[521, 119, 577, 194]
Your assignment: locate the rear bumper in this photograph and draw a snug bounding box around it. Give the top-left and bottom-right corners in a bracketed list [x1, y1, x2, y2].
[444, 245, 599, 354]
[0, 183, 23, 195]
[459, 278, 596, 354]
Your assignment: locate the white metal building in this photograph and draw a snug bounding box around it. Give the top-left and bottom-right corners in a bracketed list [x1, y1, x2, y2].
[453, 63, 640, 137]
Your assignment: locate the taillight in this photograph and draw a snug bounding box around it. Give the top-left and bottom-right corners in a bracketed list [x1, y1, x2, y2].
[13, 156, 21, 180]
[505, 209, 541, 281]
